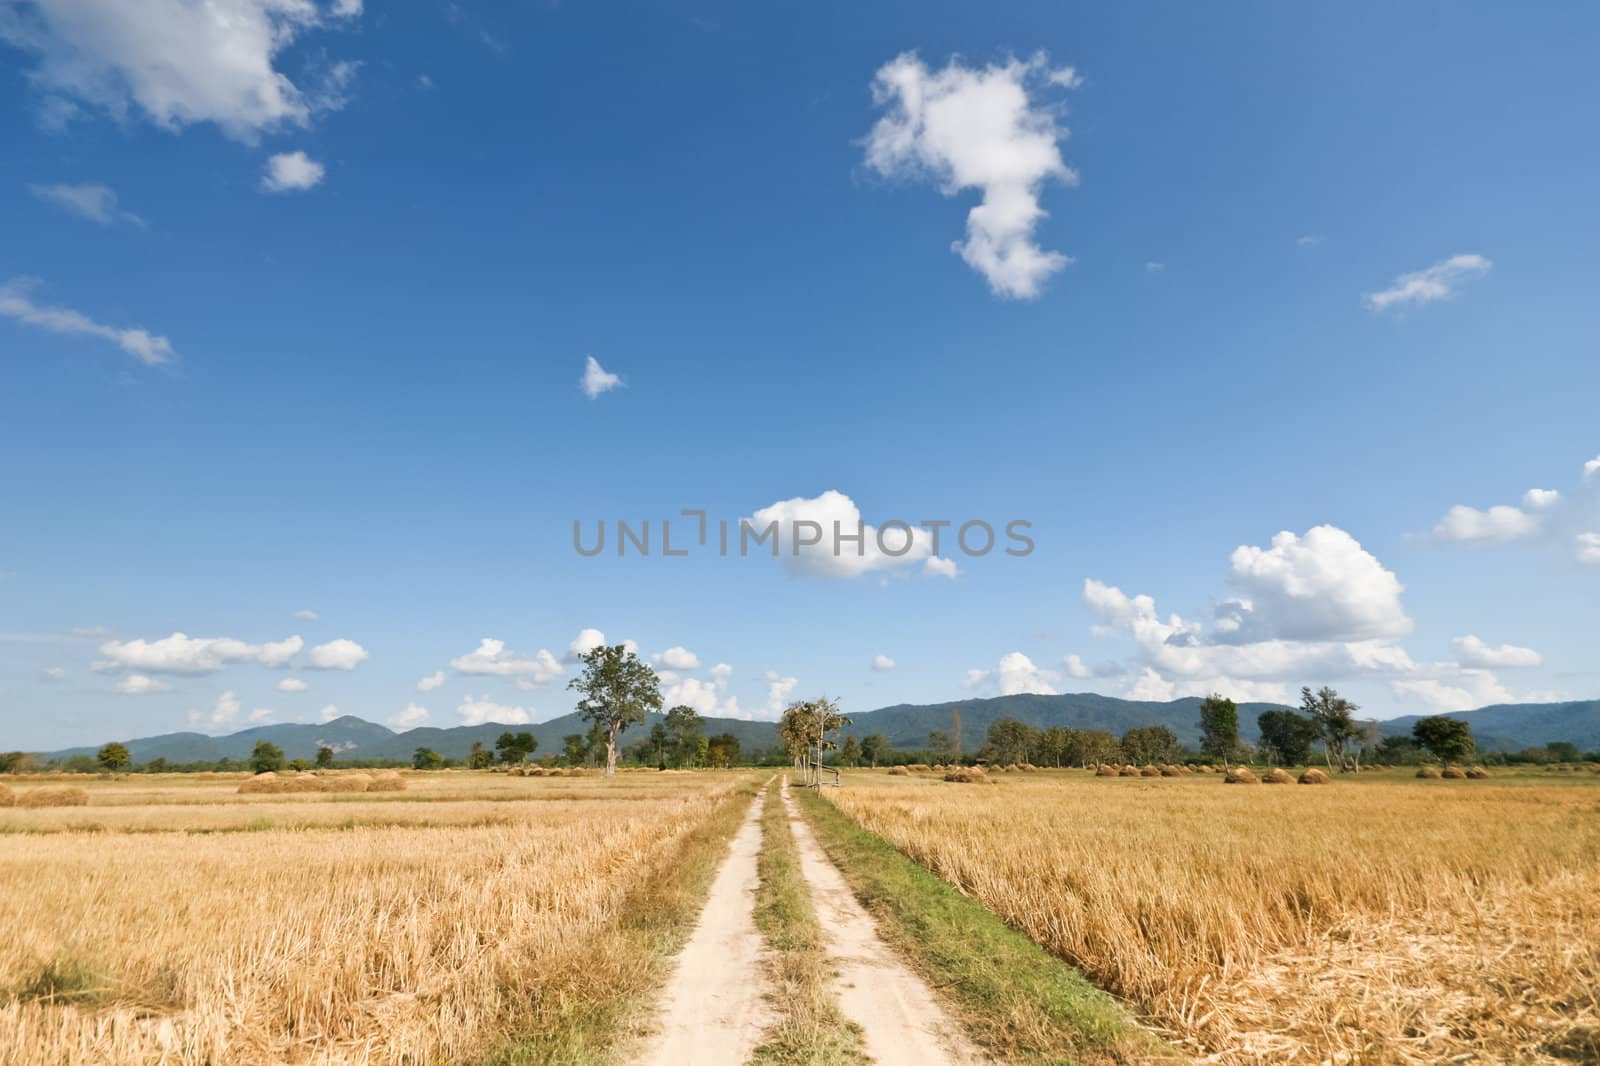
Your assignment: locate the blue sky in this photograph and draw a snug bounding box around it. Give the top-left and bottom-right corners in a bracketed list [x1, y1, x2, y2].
[2, 1, 1597, 750]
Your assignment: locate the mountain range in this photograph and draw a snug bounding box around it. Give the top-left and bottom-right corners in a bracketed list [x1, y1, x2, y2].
[37, 693, 1600, 763]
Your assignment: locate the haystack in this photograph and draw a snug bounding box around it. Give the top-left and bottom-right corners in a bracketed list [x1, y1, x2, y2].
[1440, 765, 1467, 779]
[1298, 768, 1329, 784]
[1119, 765, 1139, 777]
[1223, 766, 1258, 784]
[1140, 764, 1160, 777]
[1159, 764, 1183, 777]
[887, 766, 909, 776]
[17, 785, 89, 808]
[1195, 765, 1215, 774]
[0, 781, 13, 807]
[1262, 768, 1294, 784]
[238, 772, 288, 794]
[943, 767, 993, 784]
[321, 774, 372, 793]
[286, 775, 329, 793]
[1095, 764, 1117, 777]
[367, 772, 407, 791]
[1416, 766, 1442, 779]
[1466, 766, 1490, 779]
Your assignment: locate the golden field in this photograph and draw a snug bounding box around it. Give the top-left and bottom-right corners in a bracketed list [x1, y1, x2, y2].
[0, 769, 758, 1065]
[825, 767, 1600, 1065]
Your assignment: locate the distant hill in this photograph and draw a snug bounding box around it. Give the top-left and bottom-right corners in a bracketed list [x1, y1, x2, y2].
[39, 694, 1600, 763]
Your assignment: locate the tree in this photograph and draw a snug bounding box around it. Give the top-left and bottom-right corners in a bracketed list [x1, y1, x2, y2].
[1197, 694, 1240, 764]
[664, 705, 705, 768]
[928, 730, 954, 761]
[647, 723, 670, 768]
[495, 731, 537, 765]
[467, 740, 494, 770]
[250, 741, 285, 775]
[413, 747, 444, 770]
[840, 735, 862, 767]
[0, 751, 37, 774]
[1040, 727, 1075, 767]
[96, 742, 130, 774]
[859, 734, 890, 768]
[1077, 730, 1120, 766]
[984, 719, 1037, 764]
[707, 733, 741, 768]
[570, 644, 663, 777]
[1257, 709, 1318, 765]
[778, 698, 852, 764]
[1412, 716, 1475, 764]
[315, 745, 335, 769]
[1302, 687, 1361, 771]
[950, 708, 962, 760]
[562, 734, 587, 766]
[1121, 725, 1180, 765]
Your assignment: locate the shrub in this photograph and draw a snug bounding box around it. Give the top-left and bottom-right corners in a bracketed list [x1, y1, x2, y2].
[1223, 767, 1258, 784]
[1298, 768, 1329, 784]
[17, 785, 89, 808]
[1416, 766, 1443, 779]
[943, 767, 993, 784]
[887, 766, 909, 776]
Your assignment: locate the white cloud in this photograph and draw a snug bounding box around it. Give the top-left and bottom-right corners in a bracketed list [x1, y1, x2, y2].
[1522, 488, 1561, 510]
[43, 666, 66, 681]
[388, 703, 430, 730]
[764, 671, 799, 716]
[1364, 253, 1491, 311]
[1576, 533, 1600, 565]
[248, 707, 274, 724]
[661, 668, 745, 720]
[966, 651, 1059, 696]
[1432, 503, 1541, 543]
[275, 677, 308, 692]
[0, 0, 360, 141]
[564, 628, 635, 661]
[456, 694, 533, 726]
[260, 151, 325, 193]
[305, 638, 368, 670]
[1218, 526, 1412, 643]
[292, 608, 319, 621]
[1427, 454, 1600, 564]
[98, 632, 302, 674]
[114, 673, 168, 694]
[1296, 235, 1322, 248]
[318, 703, 339, 723]
[28, 182, 143, 226]
[1390, 667, 1558, 714]
[871, 654, 896, 672]
[1452, 635, 1541, 669]
[1144, 261, 1165, 273]
[188, 690, 241, 730]
[747, 490, 942, 579]
[1062, 654, 1091, 679]
[1, 276, 175, 365]
[449, 638, 562, 683]
[922, 556, 959, 578]
[864, 51, 1078, 299]
[416, 670, 446, 692]
[1585, 456, 1600, 480]
[581, 355, 622, 398]
[653, 646, 701, 671]
[1125, 668, 1175, 702]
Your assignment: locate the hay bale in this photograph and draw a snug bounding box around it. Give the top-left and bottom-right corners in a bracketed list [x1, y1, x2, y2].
[1159, 764, 1183, 777]
[1140, 764, 1160, 777]
[238, 772, 289, 794]
[1020, 763, 1038, 772]
[943, 767, 993, 784]
[1185, 763, 1200, 772]
[1094, 764, 1117, 777]
[321, 774, 371, 793]
[367, 772, 406, 791]
[286, 775, 329, 792]
[0, 781, 13, 807]
[1416, 766, 1442, 779]
[17, 785, 90, 808]
[1119, 765, 1139, 777]
[1195, 765, 1215, 774]
[908, 763, 932, 773]
[1223, 766, 1258, 784]
[887, 766, 909, 776]
[1466, 766, 1490, 779]
[1262, 768, 1294, 784]
[1298, 768, 1329, 784]
[1440, 765, 1467, 779]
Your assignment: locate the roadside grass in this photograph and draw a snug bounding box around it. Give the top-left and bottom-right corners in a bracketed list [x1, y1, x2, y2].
[751, 783, 868, 1065]
[794, 788, 1171, 1065]
[480, 777, 762, 1066]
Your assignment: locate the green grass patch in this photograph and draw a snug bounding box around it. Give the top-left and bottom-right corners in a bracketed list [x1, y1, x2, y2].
[751, 784, 868, 1065]
[795, 788, 1174, 1065]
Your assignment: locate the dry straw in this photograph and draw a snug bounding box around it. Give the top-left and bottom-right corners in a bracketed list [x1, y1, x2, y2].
[0, 781, 13, 807]
[1095, 764, 1118, 777]
[1416, 766, 1443, 779]
[1262, 768, 1295, 784]
[1223, 766, 1258, 784]
[15, 785, 89, 808]
[1440, 766, 1467, 779]
[887, 766, 909, 776]
[943, 767, 993, 784]
[1298, 768, 1329, 785]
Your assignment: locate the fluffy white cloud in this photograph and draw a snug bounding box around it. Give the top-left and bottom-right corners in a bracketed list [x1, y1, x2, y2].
[564, 628, 635, 661]
[28, 182, 143, 226]
[864, 52, 1078, 299]
[388, 703, 429, 730]
[248, 707, 273, 724]
[43, 666, 66, 681]
[1523, 489, 1561, 510]
[581, 355, 621, 398]
[456, 694, 533, 726]
[0, 0, 360, 141]
[966, 651, 1059, 696]
[1364, 254, 1491, 311]
[1218, 526, 1412, 643]
[747, 490, 951, 579]
[653, 646, 701, 671]
[188, 690, 241, 730]
[1586, 456, 1600, 480]
[1576, 532, 1600, 565]
[763, 671, 799, 716]
[318, 703, 339, 723]
[449, 638, 562, 682]
[1427, 453, 1600, 564]
[305, 638, 368, 670]
[1062, 654, 1091, 679]
[275, 677, 308, 692]
[1, 276, 175, 365]
[260, 151, 324, 193]
[292, 608, 319, 621]
[871, 654, 896, 672]
[416, 670, 446, 692]
[1452, 635, 1541, 669]
[662, 663, 745, 720]
[98, 631, 302, 674]
[114, 673, 167, 694]
[1432, 503, 1541, 543]
[922, 556, 959, 578]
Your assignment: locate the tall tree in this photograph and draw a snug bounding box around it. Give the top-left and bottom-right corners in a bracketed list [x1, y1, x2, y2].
[97, 742, 130, 774]
[1413, 716, 1475, 764]
[664, 705, 704, 768]
[467, 740, 494, 770]
[495, 731, 537, 765]
[858, 733, 890, 768]
[1121, 725, 1180, 765]
[984, 718, 1037, 764]
[315, 745, 335, 769]
[249, 740, 285, 775]
[1197, 693, 1240, 764]
[707, 733, 741, 768]
[840, 735, 862, 767]
[778, 697, 852, 764]
[1257, 709, 1318, 765]
[950, 708, 962, 759]
[562, 733, 587, 766]
[569, 644, 663, 777]
[928, 730, 954, 761]
[1302, 686, 1361, 771]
